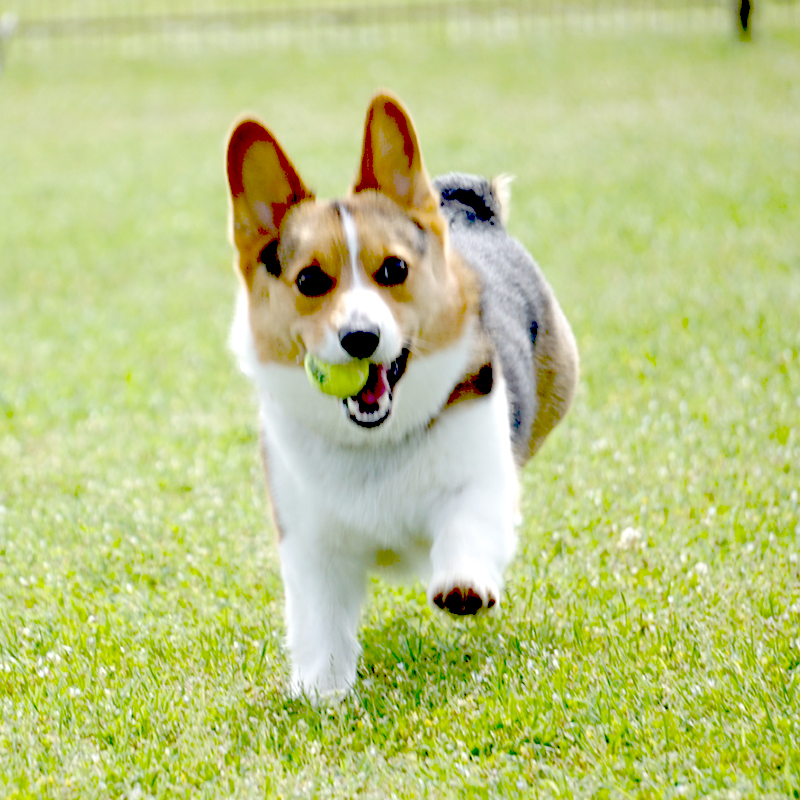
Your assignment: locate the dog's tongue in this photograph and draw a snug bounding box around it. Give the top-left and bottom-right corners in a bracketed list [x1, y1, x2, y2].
[355, 363, 389, 405]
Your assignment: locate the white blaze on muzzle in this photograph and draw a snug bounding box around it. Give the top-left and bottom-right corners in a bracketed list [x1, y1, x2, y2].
[327, 204, 402, 366]
[308, 203, 408, 428]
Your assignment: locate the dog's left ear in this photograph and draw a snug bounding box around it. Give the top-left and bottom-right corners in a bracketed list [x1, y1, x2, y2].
[353, 93, 440, 222]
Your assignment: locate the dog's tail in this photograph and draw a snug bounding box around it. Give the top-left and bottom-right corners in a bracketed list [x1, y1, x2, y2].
[433, 172, 513, 228]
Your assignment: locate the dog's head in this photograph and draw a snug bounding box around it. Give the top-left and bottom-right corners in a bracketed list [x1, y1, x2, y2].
[226, 93, 476, 429]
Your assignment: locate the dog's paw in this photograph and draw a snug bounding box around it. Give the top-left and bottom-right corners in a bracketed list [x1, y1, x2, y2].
[289, 679, 350, 706]
[288, 653, 358, 704]
[429, 576, 499, 616]
[289, 671, 354, 705]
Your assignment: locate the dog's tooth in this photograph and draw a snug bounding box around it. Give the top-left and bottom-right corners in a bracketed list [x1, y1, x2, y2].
[345, 390, 393, 426]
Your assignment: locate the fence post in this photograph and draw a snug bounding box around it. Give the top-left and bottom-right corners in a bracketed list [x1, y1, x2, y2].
[738, 0, 753, 40]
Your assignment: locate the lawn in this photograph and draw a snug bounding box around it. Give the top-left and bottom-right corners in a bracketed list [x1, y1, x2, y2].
[1, 17, 799, 800]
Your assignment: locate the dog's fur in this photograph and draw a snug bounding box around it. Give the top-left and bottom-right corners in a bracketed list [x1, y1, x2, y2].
[226, 93, 578, 697]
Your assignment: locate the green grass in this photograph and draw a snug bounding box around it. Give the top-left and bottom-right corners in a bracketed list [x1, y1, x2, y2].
[1, 20, 799, 800]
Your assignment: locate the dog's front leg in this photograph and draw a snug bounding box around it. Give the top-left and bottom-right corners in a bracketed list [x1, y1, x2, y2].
[426, 397, 520, 616]
[427, 482, 518, 616]
[279, 535, 366, 700]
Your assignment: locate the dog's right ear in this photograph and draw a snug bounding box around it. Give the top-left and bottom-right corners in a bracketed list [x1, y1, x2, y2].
[226, 119, 312, 251]
[353, 93, 440, 228]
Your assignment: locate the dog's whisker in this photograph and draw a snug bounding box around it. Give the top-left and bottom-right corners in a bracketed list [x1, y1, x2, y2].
[407, 337, 435, 357]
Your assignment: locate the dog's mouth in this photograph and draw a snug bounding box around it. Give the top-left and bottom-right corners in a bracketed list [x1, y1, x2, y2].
[343, 348, 409, 428]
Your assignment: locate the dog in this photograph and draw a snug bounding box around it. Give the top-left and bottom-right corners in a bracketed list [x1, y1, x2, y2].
[225, 92, 578, 698]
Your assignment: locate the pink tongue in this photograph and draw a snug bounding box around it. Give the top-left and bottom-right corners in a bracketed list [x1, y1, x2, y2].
[358, 364, 388, 405]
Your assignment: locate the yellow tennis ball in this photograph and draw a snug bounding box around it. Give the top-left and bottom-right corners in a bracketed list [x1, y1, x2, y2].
[304, 354, 370, 398]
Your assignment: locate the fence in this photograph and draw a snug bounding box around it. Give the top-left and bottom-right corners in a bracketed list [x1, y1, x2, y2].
[2, 0, 798, 56]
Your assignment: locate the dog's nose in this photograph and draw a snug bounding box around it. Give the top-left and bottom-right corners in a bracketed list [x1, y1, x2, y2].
[339, 326, 380, 359]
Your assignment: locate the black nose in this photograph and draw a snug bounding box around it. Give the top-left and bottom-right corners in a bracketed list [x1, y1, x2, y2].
[339, 327, 380, 359]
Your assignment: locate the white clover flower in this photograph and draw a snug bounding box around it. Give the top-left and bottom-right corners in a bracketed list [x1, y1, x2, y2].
[617, 526, 642, 551]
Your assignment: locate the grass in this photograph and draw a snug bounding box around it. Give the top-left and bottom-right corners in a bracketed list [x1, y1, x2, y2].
[1, 19, 799, 800]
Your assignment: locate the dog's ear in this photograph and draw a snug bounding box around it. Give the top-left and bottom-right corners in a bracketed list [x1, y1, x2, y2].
[227, 118, 312, 249]
[353, 93, 440, 220]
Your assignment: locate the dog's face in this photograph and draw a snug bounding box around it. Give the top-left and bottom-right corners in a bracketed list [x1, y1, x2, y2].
[227, 94, 477, 429]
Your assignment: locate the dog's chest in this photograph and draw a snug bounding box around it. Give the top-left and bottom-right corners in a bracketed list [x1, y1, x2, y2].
[265, 415, 465, 547]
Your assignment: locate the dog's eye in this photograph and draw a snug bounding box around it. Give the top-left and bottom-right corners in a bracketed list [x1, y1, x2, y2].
[374, 256, 408, 287]
[258, 240, 281, 278]
[296, 264, 334, 297]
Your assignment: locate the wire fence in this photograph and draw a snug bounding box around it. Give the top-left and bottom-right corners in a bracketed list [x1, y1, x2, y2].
[1, 0, 798, 57]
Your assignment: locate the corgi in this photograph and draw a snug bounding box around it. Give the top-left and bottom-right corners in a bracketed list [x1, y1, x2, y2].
[225, 93, 578, 698]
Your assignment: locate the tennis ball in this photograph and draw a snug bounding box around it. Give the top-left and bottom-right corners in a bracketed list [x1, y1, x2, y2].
[304, 354, 370, 398]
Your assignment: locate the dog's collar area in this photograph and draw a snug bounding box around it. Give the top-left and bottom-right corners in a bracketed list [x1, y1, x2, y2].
[420, 362, 494, 434]
[444, 363, 494, 409]
[343, 348, 410, 428]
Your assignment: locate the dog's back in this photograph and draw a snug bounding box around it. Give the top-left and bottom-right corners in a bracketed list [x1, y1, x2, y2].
[435, 173, 579, 462]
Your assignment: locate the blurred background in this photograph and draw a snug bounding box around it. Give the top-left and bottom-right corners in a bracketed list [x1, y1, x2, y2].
[2, 0, 798, 58]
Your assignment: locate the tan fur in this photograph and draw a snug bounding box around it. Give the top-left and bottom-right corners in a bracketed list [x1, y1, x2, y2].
[226, 92, 577, 462]
[227, 94, 480, 370]
[526, 297, 579, 460]
[482, 176, 578, 460]
[490, 174, 514, 227]
[442, 363, 494, 411]
[354, 95, 442, 226]
[344, 194, 479, 356]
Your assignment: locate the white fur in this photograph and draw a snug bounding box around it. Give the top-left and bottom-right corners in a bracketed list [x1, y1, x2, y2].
[316, 286, 402, 368]
[231, 290, 519, 698]
[315, 206, 402, 367]
[232, 285, 472, 448]
[339, 204, 363, 287]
